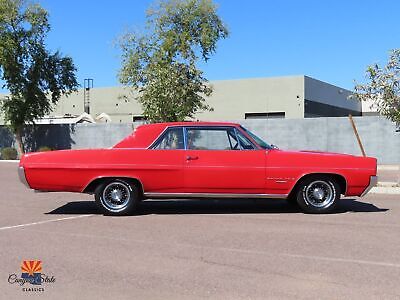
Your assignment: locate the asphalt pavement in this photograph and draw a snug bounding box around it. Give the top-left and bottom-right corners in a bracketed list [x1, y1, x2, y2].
[1, 161, 399, 299]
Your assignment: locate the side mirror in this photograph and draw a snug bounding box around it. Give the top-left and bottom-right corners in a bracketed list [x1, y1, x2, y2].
[270, 144, 279, 149]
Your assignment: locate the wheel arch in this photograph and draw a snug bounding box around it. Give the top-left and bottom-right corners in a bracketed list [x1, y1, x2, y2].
[288, 173, 347, 199]
[82, 176, 144, 197]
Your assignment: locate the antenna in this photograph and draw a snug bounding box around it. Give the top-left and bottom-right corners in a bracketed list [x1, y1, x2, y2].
[84, 78, 94, 114]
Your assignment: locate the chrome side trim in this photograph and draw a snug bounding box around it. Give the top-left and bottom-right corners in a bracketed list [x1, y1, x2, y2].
[18, 166, 30, 189]
[143, 192, 288, 199]
[360, 175, 378, 197]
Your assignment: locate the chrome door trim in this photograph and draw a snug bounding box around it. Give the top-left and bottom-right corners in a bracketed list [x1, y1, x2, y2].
[143, 192, 287, 199]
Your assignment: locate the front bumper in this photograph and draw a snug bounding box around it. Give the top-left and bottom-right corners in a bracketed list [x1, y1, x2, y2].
[360, 175, 378, 197]
[18, 166, 30, 189]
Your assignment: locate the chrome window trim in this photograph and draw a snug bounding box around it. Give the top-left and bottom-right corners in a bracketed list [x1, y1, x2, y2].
[226, 129, 234, 150]
[233, 127, 243, 150]
[148, 126, 185, 150]
[185, 126, 233, 150]
[233, 127, 241, 150]
[183, 127, 188, 150]
[143, 192, 288, 199]
[239, 126, 267, 150]
[148, 125, 261, 151]
[184, 126, 258, 151]
[148, 126, 170, 149]
[234, 127, 258, 150]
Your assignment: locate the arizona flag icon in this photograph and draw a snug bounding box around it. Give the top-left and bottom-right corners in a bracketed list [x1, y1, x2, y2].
[21, 260, 42, 285]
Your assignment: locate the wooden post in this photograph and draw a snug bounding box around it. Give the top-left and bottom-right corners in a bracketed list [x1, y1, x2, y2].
[348, 114, 366, 157]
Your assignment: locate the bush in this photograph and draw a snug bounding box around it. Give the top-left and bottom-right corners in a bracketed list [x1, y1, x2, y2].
[1, 147, 18, 160]
[37, 146, 53, 152]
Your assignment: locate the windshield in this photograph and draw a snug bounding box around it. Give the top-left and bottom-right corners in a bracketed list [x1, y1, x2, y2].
[240, 126, 273, 150]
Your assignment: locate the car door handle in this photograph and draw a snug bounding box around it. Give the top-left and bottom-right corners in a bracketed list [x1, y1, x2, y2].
[186, 156, 199, 161]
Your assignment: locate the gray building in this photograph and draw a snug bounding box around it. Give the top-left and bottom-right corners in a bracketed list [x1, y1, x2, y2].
[0, 75, 362, 124]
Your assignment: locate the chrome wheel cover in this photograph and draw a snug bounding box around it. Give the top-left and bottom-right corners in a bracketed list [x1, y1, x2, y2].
[304, 180, 335, 208]
[102, 182, 131, 212]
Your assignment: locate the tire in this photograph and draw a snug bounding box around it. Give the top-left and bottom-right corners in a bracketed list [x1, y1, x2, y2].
[95, 179, 138, 216]
[285, 195, 298, 206]
[296, 176, 340, 214]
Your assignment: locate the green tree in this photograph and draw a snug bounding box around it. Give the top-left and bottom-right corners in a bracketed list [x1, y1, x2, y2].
[118, 0, 228, 122]
[354, 49, 400, 126]
[0, 0, 78, 154]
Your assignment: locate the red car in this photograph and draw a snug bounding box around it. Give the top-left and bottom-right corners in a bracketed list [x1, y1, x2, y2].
[18, 122, 377, 215]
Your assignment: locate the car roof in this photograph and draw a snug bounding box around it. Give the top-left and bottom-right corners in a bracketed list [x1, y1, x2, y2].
[146, 121, 241, 127]
[113, 121, 241, 149]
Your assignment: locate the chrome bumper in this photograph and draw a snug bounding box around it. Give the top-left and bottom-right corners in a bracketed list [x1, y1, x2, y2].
[360, 175, 378, 197]
[18, 166, 30, 189]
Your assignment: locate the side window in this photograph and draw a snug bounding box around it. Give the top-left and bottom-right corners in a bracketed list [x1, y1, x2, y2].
[153, 128, 184, 150]
[236, 130, 256, 150]
[186, 128, 238, 150]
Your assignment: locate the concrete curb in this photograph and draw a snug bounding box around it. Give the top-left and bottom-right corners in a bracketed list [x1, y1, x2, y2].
[369, 186, 400, 195]
[378, 165, 400, 171]
[0, 160, 19, 163]
[378, 182, 399, 188]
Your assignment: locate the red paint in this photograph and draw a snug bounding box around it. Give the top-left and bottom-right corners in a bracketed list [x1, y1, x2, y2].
[19, 122, 377, 197]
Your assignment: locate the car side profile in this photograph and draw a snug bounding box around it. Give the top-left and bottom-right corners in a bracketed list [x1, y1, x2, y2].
[19, 122, 378, 215]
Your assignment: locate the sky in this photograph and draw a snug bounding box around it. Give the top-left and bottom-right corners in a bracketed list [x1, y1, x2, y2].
[1, 0, 399, 92]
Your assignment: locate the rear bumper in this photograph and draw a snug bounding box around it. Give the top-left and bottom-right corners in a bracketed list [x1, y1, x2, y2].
[360, 175, 378, 197]
[18, 166, 30, 189]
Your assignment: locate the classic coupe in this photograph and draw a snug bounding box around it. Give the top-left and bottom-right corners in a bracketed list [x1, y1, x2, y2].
[18, 122, 377, 215]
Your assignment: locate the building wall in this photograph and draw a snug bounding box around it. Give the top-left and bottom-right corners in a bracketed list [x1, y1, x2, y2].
[52, 87, 142, 123]
[362, 99, 380, 116]
[51, 76, 306, 122]
[0, 76, 363, 124]
[304, 76, 361, 117]
[199, 76, 305, 120]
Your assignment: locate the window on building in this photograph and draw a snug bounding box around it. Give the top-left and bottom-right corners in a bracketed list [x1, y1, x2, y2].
[245, 112, 285, 119]
[132, 115, 146, 122]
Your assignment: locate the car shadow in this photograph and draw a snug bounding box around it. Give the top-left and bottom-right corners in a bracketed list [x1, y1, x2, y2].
[46, 198, 388, 215]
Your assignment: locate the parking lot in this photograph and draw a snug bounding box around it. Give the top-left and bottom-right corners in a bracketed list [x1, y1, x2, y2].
[1, 161, 400, 299]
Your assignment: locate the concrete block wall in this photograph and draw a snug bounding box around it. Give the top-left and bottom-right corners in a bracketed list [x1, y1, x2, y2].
[240, 116, 400, 164]
[70, 123, 135, 149]
[0, 116, 399, 164]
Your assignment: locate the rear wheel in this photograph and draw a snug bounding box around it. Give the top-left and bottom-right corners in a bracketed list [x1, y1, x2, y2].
[95, 179, 138, 216]
[296, 176, 340, 214]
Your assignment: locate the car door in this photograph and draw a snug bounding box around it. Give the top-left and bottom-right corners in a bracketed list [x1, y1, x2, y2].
[183, 126, 266, 194]
[144, 127, 185, 193]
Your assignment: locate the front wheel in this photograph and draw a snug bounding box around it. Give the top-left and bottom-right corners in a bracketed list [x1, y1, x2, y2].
[95, 179, 138, 216]
[296, 176, 340, 214]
